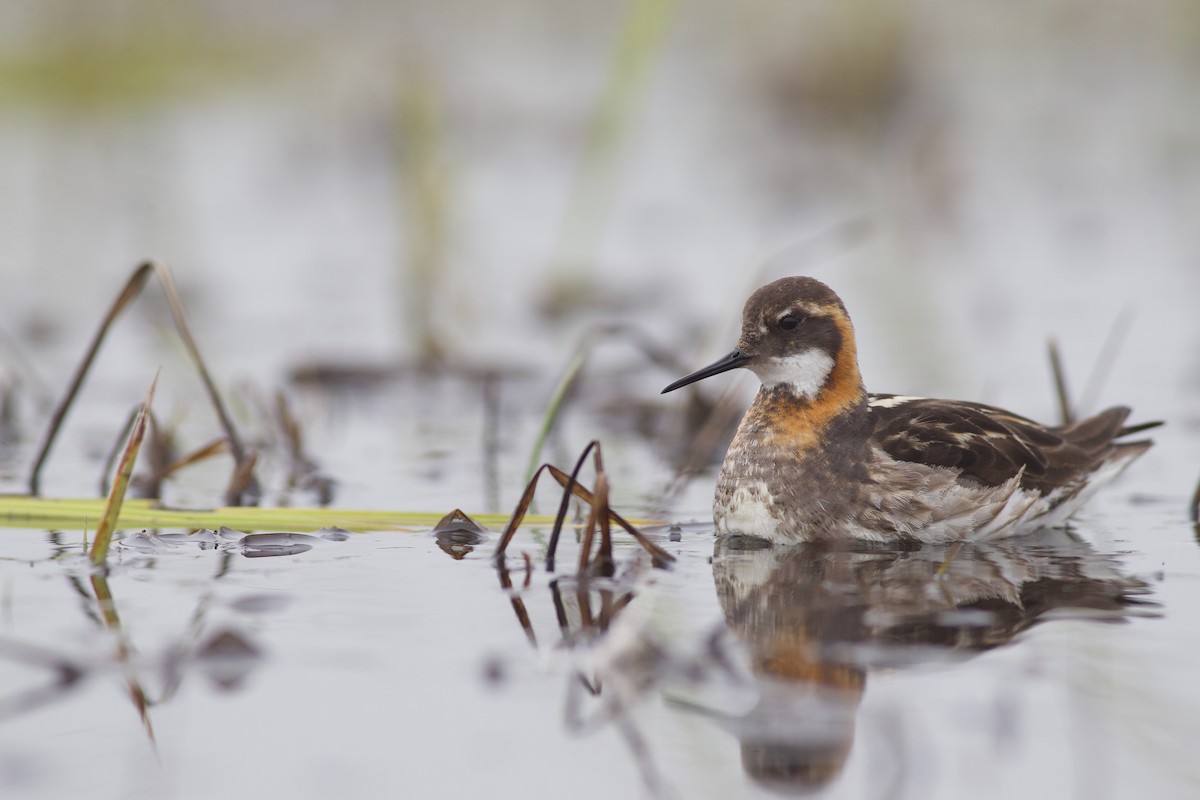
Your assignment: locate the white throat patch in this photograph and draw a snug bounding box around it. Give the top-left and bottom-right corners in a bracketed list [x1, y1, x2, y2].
[752, 349, 835, 398]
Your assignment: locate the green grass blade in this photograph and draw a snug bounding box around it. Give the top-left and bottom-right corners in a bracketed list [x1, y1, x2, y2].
[0, 495, 661, 533]
[90, 375, 157, 566]
[524, 345, 588, 483]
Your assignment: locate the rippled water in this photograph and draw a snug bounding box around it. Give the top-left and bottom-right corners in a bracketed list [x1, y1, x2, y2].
[2, 2, 1200, 798]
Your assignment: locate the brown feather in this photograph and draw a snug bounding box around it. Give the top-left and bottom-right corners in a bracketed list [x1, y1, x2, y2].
[869, 396, 1152, 495]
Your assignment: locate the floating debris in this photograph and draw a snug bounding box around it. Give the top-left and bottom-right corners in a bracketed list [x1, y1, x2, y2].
[432, 509, 489, 560]
[115, 527, 334, 559]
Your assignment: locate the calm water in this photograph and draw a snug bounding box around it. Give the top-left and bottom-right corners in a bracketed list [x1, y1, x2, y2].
[0, 488, 1196, 799]
[2, 2, 1199, 798]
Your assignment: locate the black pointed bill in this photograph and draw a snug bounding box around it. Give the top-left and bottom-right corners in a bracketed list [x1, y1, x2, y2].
[661, 349, 753, 394]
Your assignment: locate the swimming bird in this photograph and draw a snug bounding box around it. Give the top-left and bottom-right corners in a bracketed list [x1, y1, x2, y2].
[661, 276, 1159, 544]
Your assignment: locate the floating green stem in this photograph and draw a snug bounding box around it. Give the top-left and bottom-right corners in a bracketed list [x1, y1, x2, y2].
[0, 495, 658, 534]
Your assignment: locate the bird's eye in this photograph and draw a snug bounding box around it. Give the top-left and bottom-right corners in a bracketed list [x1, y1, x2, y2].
[778, 314, 803, 331]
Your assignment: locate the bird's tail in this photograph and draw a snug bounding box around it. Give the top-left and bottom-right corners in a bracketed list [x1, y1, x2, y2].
[1116, 419, 1163, 438]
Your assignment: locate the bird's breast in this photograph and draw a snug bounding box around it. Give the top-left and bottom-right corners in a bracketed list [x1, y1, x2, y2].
[713, 392, 874, 542]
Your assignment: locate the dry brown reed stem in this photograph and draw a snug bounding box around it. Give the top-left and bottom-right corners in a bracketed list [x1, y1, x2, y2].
[27, 260, 257, 503]
[224, 450, 259, 507]
[492, 463, 553, 563]
[138, 414, 172, 499]
[550, 580, 571, 634]
[98, 406, 141, 497]
[1189, 474, 1199, 524]
[497, 563, 537, 647]
[595, 470, 615, 571]
[100, 411, 228, 499]
[162, 437, 230, 478]
[496, 439, 600, 570]
[574, 582, 595, 639]
[1047, 338, 1074, 425]
[545, 465, 672, 569]
[577, 471, 603, 575]
[273, 390, 334, 504]
[89, 574, 156, 748]
[1079, 308, 1133, 417]
[492, 440, 674, 572]
[275, 390, 303, 459]
[521, 552, 534, 588]
[550, 440, 604, 572]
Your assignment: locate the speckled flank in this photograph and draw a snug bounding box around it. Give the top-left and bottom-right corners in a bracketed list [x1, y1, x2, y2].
[715, 388, 875, 541]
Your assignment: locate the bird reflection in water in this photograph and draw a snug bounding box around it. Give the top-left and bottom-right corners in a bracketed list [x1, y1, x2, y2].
[711, 528, 1155, 793]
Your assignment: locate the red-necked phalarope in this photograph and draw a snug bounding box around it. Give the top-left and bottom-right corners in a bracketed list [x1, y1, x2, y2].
[662, 276, 1160, 544]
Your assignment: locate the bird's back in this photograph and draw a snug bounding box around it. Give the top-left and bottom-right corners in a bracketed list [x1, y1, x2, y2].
[867, 396, 1159, 536]
[868, 396, 1155, 495]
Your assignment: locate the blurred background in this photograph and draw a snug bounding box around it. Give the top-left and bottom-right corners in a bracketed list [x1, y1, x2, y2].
[2, 5, 1200, 799]
[0, 0, 1198, 513]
